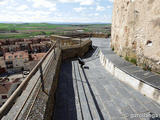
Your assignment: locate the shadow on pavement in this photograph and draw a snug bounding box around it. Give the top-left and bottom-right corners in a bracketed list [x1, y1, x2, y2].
[53, 60, 77, 120]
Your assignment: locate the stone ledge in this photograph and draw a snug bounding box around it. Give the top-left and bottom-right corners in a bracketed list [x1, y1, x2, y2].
[62, 40, 92, 60]
[93, 38, 160, 103]
[100, 48, 160, 103]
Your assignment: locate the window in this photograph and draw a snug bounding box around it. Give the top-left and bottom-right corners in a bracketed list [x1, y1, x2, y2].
[2, 95, 7, 99]
[146, 40, 152, 47]
[15, 55, 18, 58]
[8, 56, 12, 59]
[19, 55, 23, 58]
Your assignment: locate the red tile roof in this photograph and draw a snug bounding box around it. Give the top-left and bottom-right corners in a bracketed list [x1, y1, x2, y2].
[0, 79, 21, 94]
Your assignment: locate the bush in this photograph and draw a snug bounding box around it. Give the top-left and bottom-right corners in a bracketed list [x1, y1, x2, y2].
[130, 58, 137, 65]
[112, 47, 114, 51]
[40, 31, 46, 35]
[148, 67, 152, 71]
[142, 63, 151, 71]
[125, 56, 129, 61]
[10, 27, 17, 33]
[142, 63, 147, 71]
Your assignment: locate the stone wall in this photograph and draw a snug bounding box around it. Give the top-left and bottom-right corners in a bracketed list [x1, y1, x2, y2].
[92, 33, 109, 38]
[62, 40, 92, 60]
[50, 35, 80, 48]
[51, 35, 92, 60]
[111, 0, 160, 73]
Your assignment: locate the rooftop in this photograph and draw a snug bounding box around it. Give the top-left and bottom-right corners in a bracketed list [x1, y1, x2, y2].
[0, 79, 21, 95]
[53, 38, 160, 120]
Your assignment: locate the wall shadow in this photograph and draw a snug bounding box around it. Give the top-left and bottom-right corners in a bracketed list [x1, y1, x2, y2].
[53, 60, 77, 120]
[82, 45, 98, 59]
[81, 67, 105, 120]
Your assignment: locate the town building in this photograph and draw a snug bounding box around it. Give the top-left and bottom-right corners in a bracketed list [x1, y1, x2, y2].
[0, 57, 6, 74]
[0, 78, 21, 106]
[0, 37, 51, 74]
[4, 51, 29, 72]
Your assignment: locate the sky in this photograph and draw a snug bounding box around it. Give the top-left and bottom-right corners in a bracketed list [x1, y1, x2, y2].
[0, 0, 113, 23]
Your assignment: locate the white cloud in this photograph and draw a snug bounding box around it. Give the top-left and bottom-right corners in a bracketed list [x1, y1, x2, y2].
[95, 13, 99, 16]
[0, 0, 15, 5]
[96, 5, 105, 11]
[80, 0, 94, 5]
[108, 0, 113, 2]
[58, 0, 95, 5]
[0, 1, 8, 5]
[16, 5, 28, 11]
[28, 0, 57, 11]
[33, 0, 55, 8]
[74, 7, 86, 12]
[106, 5, 112, 9]
[0, 0, 112, 23]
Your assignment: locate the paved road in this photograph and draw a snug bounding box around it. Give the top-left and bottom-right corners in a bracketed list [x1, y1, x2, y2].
[53, 38, 160, 120]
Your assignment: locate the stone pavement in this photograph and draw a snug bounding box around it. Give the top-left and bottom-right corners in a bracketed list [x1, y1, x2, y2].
[53, 38, 160, 120]
[91, 38, 160, 90]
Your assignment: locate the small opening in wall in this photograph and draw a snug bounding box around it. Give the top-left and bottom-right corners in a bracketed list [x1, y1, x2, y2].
[146, 40, 152, 47]
[135, 10, 139, 14]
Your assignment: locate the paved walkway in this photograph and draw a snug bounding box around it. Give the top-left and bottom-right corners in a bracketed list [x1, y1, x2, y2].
[53, 38, 160, 120]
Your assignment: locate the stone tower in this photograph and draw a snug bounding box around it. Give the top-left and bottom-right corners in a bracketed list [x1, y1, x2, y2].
[111, 0, 160, 72]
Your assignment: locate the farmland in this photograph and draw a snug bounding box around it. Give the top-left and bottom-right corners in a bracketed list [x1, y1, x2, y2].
[0, 23, 111, 39]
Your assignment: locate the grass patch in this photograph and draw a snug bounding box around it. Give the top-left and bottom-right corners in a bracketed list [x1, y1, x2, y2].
[125, 56, 129, 61]
[130, 58, 137, 65]
[0, 23, 111, 39]
[0, 31, 54, 39]
[142, 63, 152, 71]
[156, 72, 160, 74]
[124, 56, 137, 65]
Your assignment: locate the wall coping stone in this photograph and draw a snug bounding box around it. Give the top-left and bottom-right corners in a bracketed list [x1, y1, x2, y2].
[96, 38, 160, 90]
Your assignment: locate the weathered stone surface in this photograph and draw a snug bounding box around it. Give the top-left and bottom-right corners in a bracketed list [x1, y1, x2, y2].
[54, 45, 160, 120]
[111, 0, 160, 72]
[62, 40, 92, 60]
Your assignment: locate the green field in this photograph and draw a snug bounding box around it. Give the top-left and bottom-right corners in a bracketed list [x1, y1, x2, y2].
[0, 23, 111, 39]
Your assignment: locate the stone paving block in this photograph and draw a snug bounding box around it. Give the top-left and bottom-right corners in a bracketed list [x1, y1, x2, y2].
[121, 65, 142, 74]
[127, 98, 149, 113]
[144, 75, 160, 88]
[144, 102, 160, 114]
[103, 101, 122, 118]
[104, 84, 119, 97]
